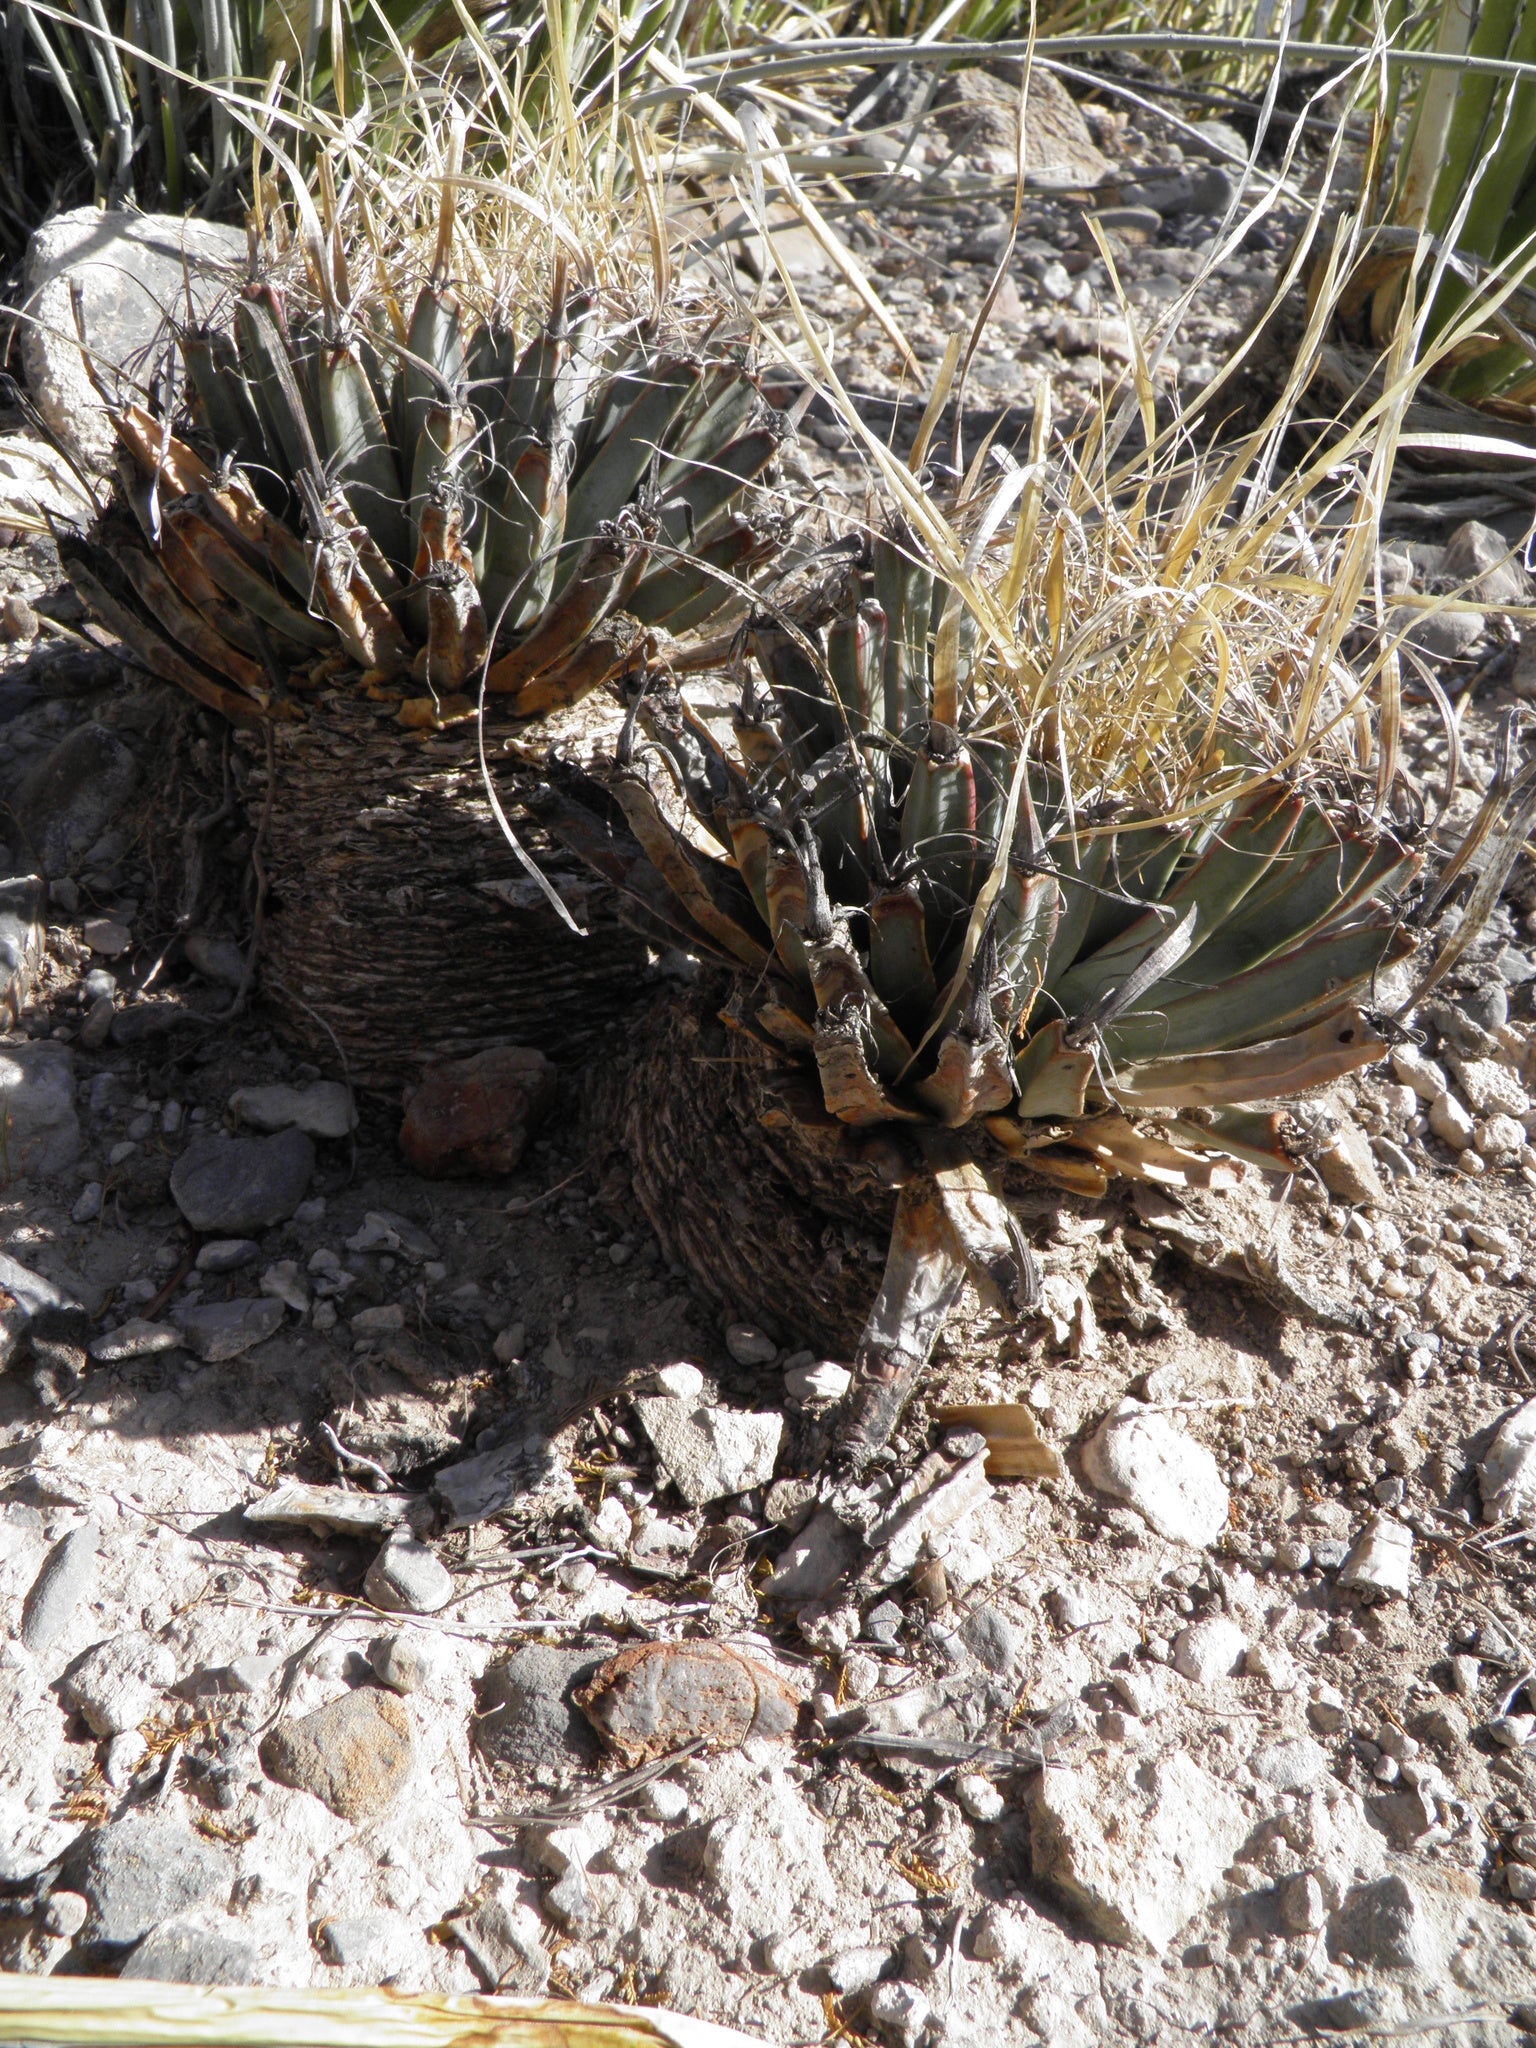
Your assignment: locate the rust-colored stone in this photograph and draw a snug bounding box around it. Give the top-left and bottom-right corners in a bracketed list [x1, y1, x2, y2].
[575, 1640, 800, 1766]
[398, 1045, 556, 1178]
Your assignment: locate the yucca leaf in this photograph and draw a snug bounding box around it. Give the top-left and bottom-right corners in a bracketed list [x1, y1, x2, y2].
[560, 361, 700, 565]
[319, 341, 412, 571]
[1102, 921, 1417, 1065]
[1013, 1016, 1095, 1120]
[1108, 1004, 1388, 1109]
[1051, 786, 1303, 1018]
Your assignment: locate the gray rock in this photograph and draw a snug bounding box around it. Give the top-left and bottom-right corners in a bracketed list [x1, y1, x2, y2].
[120, 1918, 258, 1984]
[960, 1604, 1023, 1675]
[60, 1630, 176, 1736]
[827, 1946, 889, 1995]
[0, 1246, 82, 1370]
[1128, 164, 1237, 215]
[447, 1895, 552, 1993]
[367, 1634, 433, 1695]
[1249, 1736, 1327, 1791]
[633, 1394, 784, 1507]
[0, 1039, 80, 1178]
[1328, 1874, 1432, 1971]
[169, 1297, 284, 1362]
[1315, 1119, 1387, 1207]
[13, 725, 141, 879]
[1278, 1870, 1326, 1934]
[224, 1655, 284, 1693]
[194, 1239, 261, 1275]
[1479, 1397, 1536, 1525]
[0, 1798, 79, 1885]
[1025, 1748, 1249, 1952]
[71, 1182, 103, 1225]
[42, 1890, 89, 1938]
[79, 998, 114, 1049]
[315, 1912, 411, 1968]
[765, 1507, 863, 1603]
[88, 1319, 180, 1363]
[543, 1864, 596, 1936]
[363, 1532, 454, 1616]
[1442, 518, 1529, 606]
[1296, 1989, 1385, 2032]
[169, 1129, 315, 1236]
[0, 873, 44, 1020]
[867, 1981, 930, 2048]
[229, 1081, 356, 1141]
[1336, 1513, 1413, 1599]
[183, 934, 246, 987]
[474, 1647, 604, 1771]
[1388, 604, 1485, 661]
[22, 209, 246, 470]
[63, 1812, 232, 1945]
[1082, 1400, 1229, 1547]
[1172, 1615, 1248, 1687]
[1190, 118, 1253, 161]
[20, 1521, 98, 1651]
[725, 1322, 778, 1366]
[260, 1687, 414, 1820]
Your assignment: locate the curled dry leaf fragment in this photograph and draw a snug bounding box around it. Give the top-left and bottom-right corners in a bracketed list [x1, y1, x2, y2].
[575, 1641, 800, 1766]
[936, 1404, 1064, 1481]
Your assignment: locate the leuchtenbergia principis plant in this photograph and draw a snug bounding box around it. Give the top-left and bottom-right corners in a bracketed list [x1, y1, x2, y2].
[60, 183, 789, 740]
[539, 365, 1527, 1466]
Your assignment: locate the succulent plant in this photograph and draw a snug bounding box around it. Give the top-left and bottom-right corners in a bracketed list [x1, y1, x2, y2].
[62, 258, 788, 733]
[542, 529, 1438, 1462]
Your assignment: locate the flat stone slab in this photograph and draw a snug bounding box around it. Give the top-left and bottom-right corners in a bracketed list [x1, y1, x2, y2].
[21, 209, 246, 471]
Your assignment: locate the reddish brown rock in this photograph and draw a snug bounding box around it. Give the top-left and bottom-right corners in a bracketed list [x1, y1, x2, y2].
[398, 1046, 556, 1178]
[575, 1640, 800, 1766]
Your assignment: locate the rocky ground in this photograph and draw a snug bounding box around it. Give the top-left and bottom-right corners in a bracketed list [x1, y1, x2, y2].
[4, 57, 1536, 2048]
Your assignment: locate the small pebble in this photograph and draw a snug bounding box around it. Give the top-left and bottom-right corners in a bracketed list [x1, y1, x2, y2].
[196, 1239, 261, 1275]
[1490, 1714, 1535, 1749]
[87, 1319, 180, 1363]
[42, 1892, 88, 1939]
[79, 997, 114, 1050]
[0, 592, 38, 641]
[1309, 1685, 1349, 1734]
[841, 1652, 879, 1700]
[784, 1359, 852, 1404]
[1277, 1870, 1326, 1934]
[651, 1362, 704, 1400]
[953, 1772, 1004, 1823]
[352, 1303, 406, 1337]
[364, 1531, 454, 1615]
[71, 1183, 103, 1224]
[725, 1323, 777, 1366]
[557, 1558, 597, 1595]
[83, 918, 131, 958]
[640, 1779, 689, 1824]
